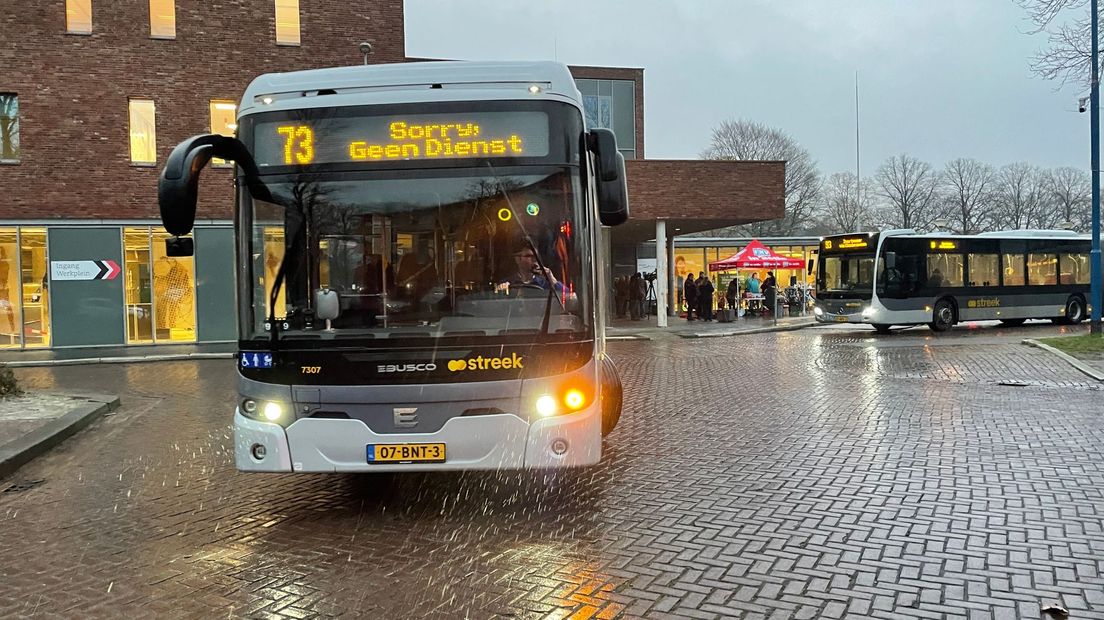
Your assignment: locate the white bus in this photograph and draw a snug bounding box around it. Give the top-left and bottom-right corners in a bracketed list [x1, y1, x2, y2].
[157, 61, 629, 472]
[814, 229, 1093, 333]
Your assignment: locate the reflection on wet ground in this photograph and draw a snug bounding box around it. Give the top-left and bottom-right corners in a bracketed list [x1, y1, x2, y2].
[1, 321, 1102, 618]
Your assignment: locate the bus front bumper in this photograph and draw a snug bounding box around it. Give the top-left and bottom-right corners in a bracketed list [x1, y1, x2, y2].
[233, 404, 602, 473]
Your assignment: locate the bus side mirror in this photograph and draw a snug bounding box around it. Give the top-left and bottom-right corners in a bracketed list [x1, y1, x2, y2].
[885, 251, 897, 270]
[806, 259, 814, 276]
[589, 129, 629, 226]
[159, 134, 269, 257]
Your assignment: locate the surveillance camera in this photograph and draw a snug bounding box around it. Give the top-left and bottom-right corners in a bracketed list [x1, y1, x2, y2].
[359, 42, 373, 55]
[1079, 96, 1088, 113]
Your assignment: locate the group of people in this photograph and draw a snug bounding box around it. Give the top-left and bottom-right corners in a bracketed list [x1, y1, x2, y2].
[614, 273, 650, 320]
[682, 271, 717, 321]
[687, 270, 779, 321]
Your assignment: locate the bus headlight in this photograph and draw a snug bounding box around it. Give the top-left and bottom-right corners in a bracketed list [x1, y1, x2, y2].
[535, 395, 558, 417]
[263, 402, 284, 422]
[813, 306, 824, 317]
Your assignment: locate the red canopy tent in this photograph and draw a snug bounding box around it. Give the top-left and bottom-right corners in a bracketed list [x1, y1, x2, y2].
[708, 239, 805, 272]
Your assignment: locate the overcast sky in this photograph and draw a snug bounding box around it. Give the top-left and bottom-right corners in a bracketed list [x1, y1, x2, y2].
[404, 0, 1089, 177]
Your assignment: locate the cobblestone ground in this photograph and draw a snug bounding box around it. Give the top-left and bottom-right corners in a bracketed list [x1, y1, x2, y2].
[0, 323, 1102, 619]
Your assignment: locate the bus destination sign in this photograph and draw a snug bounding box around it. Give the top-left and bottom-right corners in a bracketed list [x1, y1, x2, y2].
[822, 236, 869, 251]
[252, 111, 550, 166]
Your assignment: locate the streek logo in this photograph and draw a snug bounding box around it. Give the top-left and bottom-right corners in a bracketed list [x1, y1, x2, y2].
[447, 353, 524, 372]
[376, 363, 437, 373]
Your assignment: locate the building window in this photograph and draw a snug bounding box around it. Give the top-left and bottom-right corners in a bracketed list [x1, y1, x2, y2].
[583, 95, 612, 130]
[275, 0, 301, 46]
[1027, 253, 1058, 285]
[0, 94, 18, 163]
[967, 254, 999, 287]
[129, 99, 157, 165]
[66, 0, 92, 34]
[124, 228, 196, 343]
[149, 0, 175, 38]
[209, 100, 237, 166]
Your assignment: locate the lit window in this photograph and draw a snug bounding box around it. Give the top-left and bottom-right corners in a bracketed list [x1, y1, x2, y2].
[209, 100, 237, 166]
[1003, 254, 1025, 286]
[1061, 253, 1090, 285]
[275, 0, 300, 46]
[926, 254, 963, 288]
[149, 0, 175, 38]
[66, 0, 92, 34]
[966, 254, 999, 287]
[1027, 253, 1058, 286]
[129, 99, 157, 165]
[0, 94, 19, 163]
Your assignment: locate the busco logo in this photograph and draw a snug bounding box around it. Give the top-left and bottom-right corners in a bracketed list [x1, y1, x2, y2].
[377, 363, 437, 373]
[447, 353, 524, 372]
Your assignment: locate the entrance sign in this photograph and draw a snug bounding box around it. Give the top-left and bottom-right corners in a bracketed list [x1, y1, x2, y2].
[50, 259, 121, 281]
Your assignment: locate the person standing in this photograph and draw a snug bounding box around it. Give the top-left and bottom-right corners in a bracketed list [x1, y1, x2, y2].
[762, 270, 777, 315]
[697, 271, 715, 321]
[726, 278, 739, 316]
[628, 273, 642, 320]
[683, 275, 698, 321]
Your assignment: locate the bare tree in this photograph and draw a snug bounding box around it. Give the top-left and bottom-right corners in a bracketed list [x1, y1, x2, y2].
[0, 95, 18, 161]
[941, 158, 996, 234]
[992, 162, 1048, 229]
[875, 154, 941, 230]
[820, 172, 872, 233]
[700, 119, 821, 236]
[1016, 0, 1095, 87]
[1044, 166, 1092, 229]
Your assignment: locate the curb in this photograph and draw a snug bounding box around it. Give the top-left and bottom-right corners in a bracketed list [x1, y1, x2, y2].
[1023, 339, 1104, 382]
[3, 352, 234, 368]
[606, 335, 652, 341]
[0, 393, 120, 479]
[679, 321, 817, 339]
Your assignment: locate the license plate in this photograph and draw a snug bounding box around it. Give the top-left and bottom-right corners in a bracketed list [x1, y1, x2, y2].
[834, 316, 849, 322]
[367, 443, 445, 463]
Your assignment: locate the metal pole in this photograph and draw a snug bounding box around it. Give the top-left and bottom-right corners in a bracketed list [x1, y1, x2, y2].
[656, 219, 668, 328]
[855, 70, 862, 232]
[1092, 0, 1102, 334]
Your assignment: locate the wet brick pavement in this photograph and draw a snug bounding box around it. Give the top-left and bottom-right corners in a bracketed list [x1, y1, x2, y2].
[0, 323, 1102, 619]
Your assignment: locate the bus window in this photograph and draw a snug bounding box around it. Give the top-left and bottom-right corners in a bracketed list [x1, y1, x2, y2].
[1028, 253, 1058, 285]
[926, 253, 963, 288]
[1060, 253, 1090, 285]
[1002, 254, 1025, 286]
[967, 254, 999, 287]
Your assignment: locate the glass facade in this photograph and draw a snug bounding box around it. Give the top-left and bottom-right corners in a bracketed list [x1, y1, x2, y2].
[576, 78, 636, 159]
[209, 100, 237, 166]
[0, 227, 50, 348]
[124, 227, 196, 344]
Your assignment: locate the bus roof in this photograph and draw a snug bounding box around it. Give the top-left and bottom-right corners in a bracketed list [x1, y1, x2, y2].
[882, 229, 1088, 240]
[239, 60, 583, 116]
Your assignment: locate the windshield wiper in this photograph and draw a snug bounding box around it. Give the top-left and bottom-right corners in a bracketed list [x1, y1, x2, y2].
[267, 206, 306, 346]
[484, 163, 563, 338]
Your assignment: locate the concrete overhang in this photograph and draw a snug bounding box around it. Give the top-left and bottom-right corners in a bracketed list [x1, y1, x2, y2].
[615, 159, 786, 244]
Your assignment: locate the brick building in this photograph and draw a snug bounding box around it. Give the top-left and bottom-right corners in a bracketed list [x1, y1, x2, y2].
[0, 0, 783, 348]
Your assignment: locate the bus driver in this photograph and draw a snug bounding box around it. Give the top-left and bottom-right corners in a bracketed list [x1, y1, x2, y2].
[502, 242, 563, 293]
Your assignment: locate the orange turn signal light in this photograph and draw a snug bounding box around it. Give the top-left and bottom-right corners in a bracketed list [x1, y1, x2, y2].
[563, 388, 587, 411]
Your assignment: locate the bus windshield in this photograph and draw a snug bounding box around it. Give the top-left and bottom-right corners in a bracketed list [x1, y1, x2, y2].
[244, 167, 588, 343]
[817, 253, 876, 297]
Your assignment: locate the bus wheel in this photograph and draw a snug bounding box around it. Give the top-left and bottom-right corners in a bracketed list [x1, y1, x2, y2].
[872, 324, 892, 334]
[1062, 296, 1086, 325]
[999, 319, 1026, 327]
[928, 299, 955, 332]
[599, 357, 623, 437]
